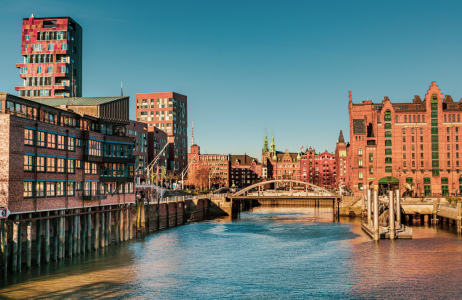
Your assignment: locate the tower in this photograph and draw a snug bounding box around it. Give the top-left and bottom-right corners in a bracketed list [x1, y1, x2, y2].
[16, 15, 82, 99]
[262, 128, 269, 154]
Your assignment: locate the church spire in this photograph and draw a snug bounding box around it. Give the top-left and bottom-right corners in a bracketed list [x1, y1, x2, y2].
[262, 127, 269, 153]
[338, 130, 345, 143]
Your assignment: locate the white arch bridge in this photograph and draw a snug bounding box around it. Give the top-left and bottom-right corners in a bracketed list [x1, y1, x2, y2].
[232, 179, 338, 198]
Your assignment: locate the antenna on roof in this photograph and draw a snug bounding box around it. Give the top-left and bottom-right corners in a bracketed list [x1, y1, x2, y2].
[191, 121, 194, 145]
[121, 81, 123, 97]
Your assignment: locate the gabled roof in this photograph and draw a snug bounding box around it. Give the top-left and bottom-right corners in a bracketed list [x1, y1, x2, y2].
[231, 155, 260, 165]
[31, 96, 128, 106]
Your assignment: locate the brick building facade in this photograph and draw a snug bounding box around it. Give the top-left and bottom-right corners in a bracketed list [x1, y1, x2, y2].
[127, 121, 148, 185]
[188, 144, 230, 188]
[230, 155, 262, 188]
[0, 93, 135, 213]
[348, 82, 462, 197]
[261, 133, 338, 189]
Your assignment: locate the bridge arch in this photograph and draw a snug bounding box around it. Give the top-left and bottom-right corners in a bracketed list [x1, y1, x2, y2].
[233, 179, 337, 197]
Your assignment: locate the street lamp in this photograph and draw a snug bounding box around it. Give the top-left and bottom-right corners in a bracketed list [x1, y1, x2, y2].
[209, 164, 219, 190]
[181, 152, 197, 190]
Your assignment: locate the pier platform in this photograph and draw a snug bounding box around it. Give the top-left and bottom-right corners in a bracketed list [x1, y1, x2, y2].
[361, 222, 413, 239]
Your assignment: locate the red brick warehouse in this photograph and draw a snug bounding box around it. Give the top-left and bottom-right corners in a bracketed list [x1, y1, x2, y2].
[348, 82, 462, 197]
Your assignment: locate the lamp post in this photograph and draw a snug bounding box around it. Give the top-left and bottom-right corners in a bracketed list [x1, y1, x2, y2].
[181, 152, 197, 190]
[209, 164, 219, 190]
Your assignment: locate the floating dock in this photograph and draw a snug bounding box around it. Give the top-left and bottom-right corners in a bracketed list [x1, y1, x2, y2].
[361, 222, 413, 239]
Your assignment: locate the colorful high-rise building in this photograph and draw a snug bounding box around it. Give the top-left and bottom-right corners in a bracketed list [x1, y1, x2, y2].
[136, 92, 188, 172]
[15, 15, 82, 99]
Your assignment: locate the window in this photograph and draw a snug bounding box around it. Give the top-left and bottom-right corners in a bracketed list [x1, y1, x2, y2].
[369, 153, 373, 162]
[47, 157, 56, 172]
[20, 67, 28, 74]
[37, 131, 46, 147]
[385, 140, 392, 146]
[37, 156, 45, 172]
[24, 155, 34, 171]
[57, 158, 66, 173]
[57, 135, 66, 150]
[68, 159, 75, 173]
[60, 66, 67, 73]
[85, 162, 91, 174]
[403, 136, 406, 142]
[92, 163, 98, 175]
[386, 148, 392, 155]
[57, 182, 65, 196]
[33, 44, 42, 51]
[76, 182, 83, 191]
[47, 66, 53, 73]
[358, 149, 363, 156]
[47, 133, 56, 148]
[47, 182, 56, 197]
[403, 153, 406, 159]
[76, 139, 84, 147]
[62, 43, 67, 50]
[385, 157, 392, 164]
[358, 171, 363, 180]
[369, 166, 373, 174]
[24, 181, 33, 197]
[36, 181, 45, 197]
[385, 166, 392, 173]
[24, 129, 35, 145]
[37, 67, 42, 74]
[76, 160, 82, 168]
[358, 159, 363, 167]
[68, 137, 75, 151]
[420, 136, 423, 142]
[67, 182, 75, 196]
[48, 44, 54, 51]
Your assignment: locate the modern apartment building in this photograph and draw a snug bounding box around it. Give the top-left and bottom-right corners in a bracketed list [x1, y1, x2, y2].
[348, 82, 462, 197]
[0, 92, 135, 214]
[136, 92, 187, 172]
[15, 15, 82, 99]
[127, 121, 148, 185]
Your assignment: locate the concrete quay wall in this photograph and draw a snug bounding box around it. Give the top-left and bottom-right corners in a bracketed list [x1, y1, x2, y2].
[0, 197, 211, 276]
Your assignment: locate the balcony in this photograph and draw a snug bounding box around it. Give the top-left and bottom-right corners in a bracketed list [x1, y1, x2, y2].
[83, 194, 107, 201]
[100, 176, 134, 183]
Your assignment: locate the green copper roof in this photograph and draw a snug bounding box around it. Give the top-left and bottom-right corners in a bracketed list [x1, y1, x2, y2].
[30, 96, 128, 106]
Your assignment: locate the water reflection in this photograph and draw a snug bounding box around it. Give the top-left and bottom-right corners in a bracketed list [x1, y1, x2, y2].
[1, 207, 462, 299]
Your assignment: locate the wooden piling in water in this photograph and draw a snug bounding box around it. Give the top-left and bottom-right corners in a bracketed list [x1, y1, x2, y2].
[120, 207, 124, 241]
[36, 216, 41, 266]
[87, 208, 92, 252]
[124, 206, 129, 241]
[100, 211, 105, 248]
[108, 210, 112, 245]
[12, 215, 19, 273]
[58, 211, 64, 260]
[2, 219, 8, 273]
[140, 200, 145, 235]
[68, 210, 73, 257]
[94, 210, 100, 251]
[26, 213, 32, 269]
[74, 210, 79, 255]
[81, 212, 86, 253]
[45, 212, 50, 264]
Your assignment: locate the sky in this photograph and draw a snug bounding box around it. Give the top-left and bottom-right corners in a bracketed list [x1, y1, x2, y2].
[1, 0, 462, 159]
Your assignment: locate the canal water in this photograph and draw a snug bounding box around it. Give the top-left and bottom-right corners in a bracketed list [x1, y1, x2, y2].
[1, 206, 462, 299]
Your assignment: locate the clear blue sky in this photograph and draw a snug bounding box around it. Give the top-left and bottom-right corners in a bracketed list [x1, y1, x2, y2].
[1, 0, 462, 159]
